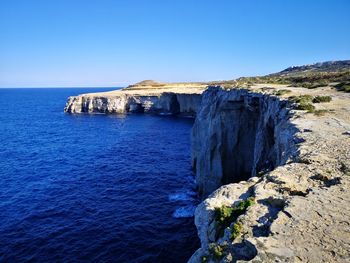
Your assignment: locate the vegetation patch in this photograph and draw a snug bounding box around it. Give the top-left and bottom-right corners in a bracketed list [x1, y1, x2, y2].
[202, 243, 228, 262]
[207, 61, 350, 89]
[313, 109, 329, 116]
[295, 103, 315, 113]
[289, 95, 312, 104]
[216, 70, 350, 88]
[215, 197, 255, 238]
[289, 95, 316, 113]
[210, 243, 226, 260]
[312, 96, 332, 103]
[334, 82, 350, 93]
[273, 89, 291, 96]
[294, 81, 328, 89]
[201, 255, 208, 263]
[230, 222, 243, 241]
[203, 197, 255, 262]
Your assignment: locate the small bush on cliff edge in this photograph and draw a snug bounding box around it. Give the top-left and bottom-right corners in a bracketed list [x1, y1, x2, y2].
[289, 95, 316, 113]
[312, 95, 332, 103]
[201, 255, 208, 263]
[230, 222, 243, 241]
[215, 197, 255, 238]
[296, 103, 315, 112]
[289, 95, 313, 104]
[334, 82, 350, 93]
[201, 243, 228, 262]
[274, 89, 291, 96]
[210, 243, 226, 260]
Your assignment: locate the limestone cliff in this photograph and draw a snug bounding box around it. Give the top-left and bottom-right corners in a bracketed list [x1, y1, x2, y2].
[65, 92, 202, 116]
[64, 82, 205, 116]
[191, 87, 297, 198]
[189, 86, 350, 263]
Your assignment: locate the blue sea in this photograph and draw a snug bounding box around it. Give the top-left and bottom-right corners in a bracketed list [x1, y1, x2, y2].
[0, 88, 199, 262]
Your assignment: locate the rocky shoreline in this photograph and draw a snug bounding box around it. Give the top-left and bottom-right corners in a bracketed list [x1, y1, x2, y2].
[64, 81, 205, 117]
[64, 80, 350, 262]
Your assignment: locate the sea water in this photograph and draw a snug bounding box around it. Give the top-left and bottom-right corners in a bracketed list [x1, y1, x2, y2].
[0, 88, 199, 262]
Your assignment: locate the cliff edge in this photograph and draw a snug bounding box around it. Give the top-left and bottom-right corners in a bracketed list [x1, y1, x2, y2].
[189, 84, 350, 263]
[64, 81, 206, 116]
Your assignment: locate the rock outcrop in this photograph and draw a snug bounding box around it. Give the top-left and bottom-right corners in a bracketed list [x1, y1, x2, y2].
[189, 86, 350, 263]
[65, 92, 202, 116]
[191, 87, 298, 198]
[64, 82, 206, 116]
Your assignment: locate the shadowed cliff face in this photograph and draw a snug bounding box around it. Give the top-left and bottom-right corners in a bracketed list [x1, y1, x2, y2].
[191, 87, 296, 198]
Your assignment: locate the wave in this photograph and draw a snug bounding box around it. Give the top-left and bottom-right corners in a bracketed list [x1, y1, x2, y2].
[168, 191, 196, 202]
[172, 205, 196, 218]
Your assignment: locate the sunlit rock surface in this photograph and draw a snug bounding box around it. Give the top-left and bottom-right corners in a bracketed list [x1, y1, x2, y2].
[64, 81, 205, 116]
[189, 86, 350, 263]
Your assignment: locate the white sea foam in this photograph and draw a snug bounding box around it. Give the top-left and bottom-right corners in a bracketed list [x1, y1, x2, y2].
[172, 205, 196, 218]
[168, 191, 196, 202]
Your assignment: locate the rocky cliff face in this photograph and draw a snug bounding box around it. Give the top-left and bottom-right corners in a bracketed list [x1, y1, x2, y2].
[192, 87, 297, 198]
[64, 92, 202, 116]
[63, 82, 350, 262]
[189, 87, 350, 262]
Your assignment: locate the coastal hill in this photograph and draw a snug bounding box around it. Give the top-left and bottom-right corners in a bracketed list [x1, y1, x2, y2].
[126, 59, 350, 91]
[131, 80, 165, 86]
[209, 59, 350, 90]
[275, 60, 350, 75]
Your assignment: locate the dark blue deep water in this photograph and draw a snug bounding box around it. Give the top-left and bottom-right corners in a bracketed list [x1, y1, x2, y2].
[0, 88, 199, 262]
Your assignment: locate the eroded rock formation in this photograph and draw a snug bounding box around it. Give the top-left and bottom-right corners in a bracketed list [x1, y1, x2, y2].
[189, 87, 350, 263]
[64, 92, 202, 116]
[64, 84, 204, 116]
[191, 87, 298, 198]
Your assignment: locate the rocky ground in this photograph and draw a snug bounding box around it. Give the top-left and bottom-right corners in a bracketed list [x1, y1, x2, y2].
[76, 80, 207, 97]
[189, 84, 350, 263]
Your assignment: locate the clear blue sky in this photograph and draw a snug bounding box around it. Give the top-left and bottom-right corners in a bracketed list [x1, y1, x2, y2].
[0, 0, 349, 87]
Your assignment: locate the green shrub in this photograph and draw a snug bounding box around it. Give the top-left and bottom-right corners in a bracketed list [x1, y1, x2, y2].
[312, 96, 332, 103]
[299, 81, 328, 89]
[230, 222, 242, 241]
[274, 89, 291, 96]
[215, 198, 255, 226]
[296, 103, 315, 112]
[212, 245, 224, 259]
[202, 243, 228, 262]
[237, 197, 255, 209]
[289, 95, 316, 113]
[208, 243, 226, 260]
[289, 95, 313, 104]
[334, 82, 350, 93]
[215, 197, 255, 238]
